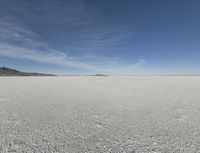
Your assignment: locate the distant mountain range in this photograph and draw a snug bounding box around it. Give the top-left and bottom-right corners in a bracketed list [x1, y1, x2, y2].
[93, 74, 109, 76]
[0, 67, 55, 76]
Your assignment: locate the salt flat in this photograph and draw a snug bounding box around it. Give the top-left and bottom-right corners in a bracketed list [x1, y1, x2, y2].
[0, 76, 200, 153]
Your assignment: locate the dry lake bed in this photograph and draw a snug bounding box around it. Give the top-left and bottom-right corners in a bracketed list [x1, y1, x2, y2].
[0, 76, 200, 153]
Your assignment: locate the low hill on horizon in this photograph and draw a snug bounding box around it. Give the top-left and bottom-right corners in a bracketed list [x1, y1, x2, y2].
[0, 67, 55, 76]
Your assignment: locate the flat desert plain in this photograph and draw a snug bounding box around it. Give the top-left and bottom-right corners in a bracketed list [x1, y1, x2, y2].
[0, 76, 200, 153]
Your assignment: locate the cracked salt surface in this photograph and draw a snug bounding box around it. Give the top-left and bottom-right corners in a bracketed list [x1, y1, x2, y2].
[0, 76, 200, 153]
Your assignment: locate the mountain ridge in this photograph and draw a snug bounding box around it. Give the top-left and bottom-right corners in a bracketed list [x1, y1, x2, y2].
[0, 67, 55, 76]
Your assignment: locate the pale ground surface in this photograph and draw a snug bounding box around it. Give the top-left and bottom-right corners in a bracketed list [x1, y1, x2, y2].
[0, 76, 200, 153]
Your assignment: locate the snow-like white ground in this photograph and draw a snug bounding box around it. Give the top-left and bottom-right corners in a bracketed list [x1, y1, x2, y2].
[0, 76, 200, 153]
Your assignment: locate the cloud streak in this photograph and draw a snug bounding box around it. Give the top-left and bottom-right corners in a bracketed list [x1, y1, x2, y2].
[0, 1, 145, 75]
[0, 43, 146, 74]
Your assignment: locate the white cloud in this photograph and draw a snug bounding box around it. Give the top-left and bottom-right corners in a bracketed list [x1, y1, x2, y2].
[0, 43, 146, 74]
[0, 8, 146, 75]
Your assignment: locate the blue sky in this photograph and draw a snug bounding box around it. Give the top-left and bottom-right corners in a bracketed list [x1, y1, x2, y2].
[0, 0, 200, 75]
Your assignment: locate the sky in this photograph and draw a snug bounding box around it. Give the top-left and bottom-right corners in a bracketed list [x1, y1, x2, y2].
[0, 0, 200, 75]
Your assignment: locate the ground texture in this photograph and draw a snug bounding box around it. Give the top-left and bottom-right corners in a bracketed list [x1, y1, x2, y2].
[0, 76, 200, 153]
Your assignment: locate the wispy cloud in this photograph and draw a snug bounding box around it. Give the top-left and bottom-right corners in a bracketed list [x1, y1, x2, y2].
[0, 1, 146, 75]
[0, 43, 146, 74]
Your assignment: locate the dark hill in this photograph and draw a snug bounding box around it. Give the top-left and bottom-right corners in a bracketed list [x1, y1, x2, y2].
[0, 67, 55, 76]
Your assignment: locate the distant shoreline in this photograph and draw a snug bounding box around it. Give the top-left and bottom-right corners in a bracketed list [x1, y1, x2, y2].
[1, 66, 200, 77]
